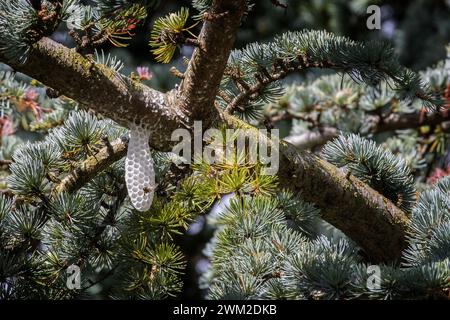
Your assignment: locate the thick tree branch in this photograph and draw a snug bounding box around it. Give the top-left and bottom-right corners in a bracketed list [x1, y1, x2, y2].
[176, 0, 247, 124]
[222, 114, 409, 263]
[279, 146, 409, 263]
[2, 38, 188, 151]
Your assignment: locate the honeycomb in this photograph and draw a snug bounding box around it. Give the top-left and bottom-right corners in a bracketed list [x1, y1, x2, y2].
[125, 125, 155, 211]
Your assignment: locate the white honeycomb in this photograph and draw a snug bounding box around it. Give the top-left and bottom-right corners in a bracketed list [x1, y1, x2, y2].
[125, 125, 155, 212]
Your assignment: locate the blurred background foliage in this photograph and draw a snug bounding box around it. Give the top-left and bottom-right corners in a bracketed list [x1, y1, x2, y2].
[50, 0, 450, 91]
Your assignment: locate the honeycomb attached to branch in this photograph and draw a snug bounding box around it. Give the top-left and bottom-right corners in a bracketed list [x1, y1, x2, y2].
[125, 125, 155, 211]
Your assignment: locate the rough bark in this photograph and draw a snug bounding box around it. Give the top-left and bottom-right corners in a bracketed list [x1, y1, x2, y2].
[279, 145, 409, 263]
[5, 38, 188, 151]
[222, 114, 410, 263]
[177, 0, 247, 125]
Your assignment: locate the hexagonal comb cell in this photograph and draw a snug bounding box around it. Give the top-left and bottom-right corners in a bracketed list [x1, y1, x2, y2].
[125, 125, 155, 211]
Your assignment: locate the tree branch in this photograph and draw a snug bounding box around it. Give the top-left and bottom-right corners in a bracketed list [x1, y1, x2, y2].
[284, 127, 338, 150]
[377, 109, 450, 132]
[226, 69, 289, 114]
[285, 110, 450, 150]
[2, 37, 188, 151]
[222, 114, 409, 263]
[279, 146, 409, 263]
[176, 0, 247, 124]
[55, 137, 128, 194]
